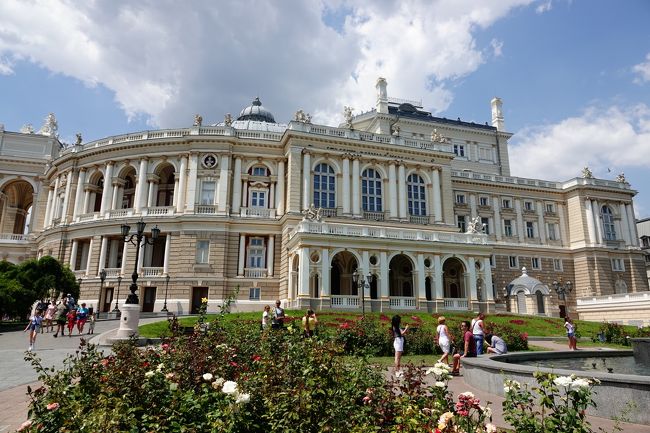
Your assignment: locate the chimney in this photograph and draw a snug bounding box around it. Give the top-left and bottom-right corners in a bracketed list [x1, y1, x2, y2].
[376, 77, 388, 114]
[491, 97, 504, 131]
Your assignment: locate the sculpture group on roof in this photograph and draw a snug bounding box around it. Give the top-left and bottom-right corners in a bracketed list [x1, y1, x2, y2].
[293, 110, 312, 124]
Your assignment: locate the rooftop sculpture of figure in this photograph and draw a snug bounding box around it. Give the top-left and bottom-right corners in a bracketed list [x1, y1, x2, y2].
[616, 172, 627, 183]
[343, 106, 354, 129]
[582, 166, 594, 179]
[40, 113, 58, 137]
[193, 114, 203, 127]
[294, 109, 312, 124]
[75, 133, 83, 145]
[224, 113, 233, 127]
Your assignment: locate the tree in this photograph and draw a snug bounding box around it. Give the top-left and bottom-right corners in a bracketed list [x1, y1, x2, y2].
[0, 256, 79, 320]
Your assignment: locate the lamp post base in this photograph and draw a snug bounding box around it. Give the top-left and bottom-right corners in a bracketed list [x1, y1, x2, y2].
[115, 303, 140, 339]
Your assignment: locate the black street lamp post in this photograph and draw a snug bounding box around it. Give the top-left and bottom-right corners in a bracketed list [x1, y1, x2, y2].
[161, 274, 170, 312]
[112, 276, 122, 313]
[552, 278, 573, 318]
[120, 219, 160, 305]
[97, 268, 106, 318]
[352, 270, 374, 317]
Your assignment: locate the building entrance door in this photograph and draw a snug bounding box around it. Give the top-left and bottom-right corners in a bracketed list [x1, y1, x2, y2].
[191, 287, 209, 314]
[142, 287, 157, 312]
[102, 287, 113, 312]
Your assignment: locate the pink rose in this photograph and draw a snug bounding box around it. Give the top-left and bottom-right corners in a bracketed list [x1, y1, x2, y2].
[46, 402, 60, 410]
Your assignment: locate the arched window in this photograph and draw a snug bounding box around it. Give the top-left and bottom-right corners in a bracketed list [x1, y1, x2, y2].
[250, 165, 268, 176]
[601, 205, 616, 240]
[407, 174, 426, 216]
[313, 163, 335, 209]
[362, 168, 382, 212]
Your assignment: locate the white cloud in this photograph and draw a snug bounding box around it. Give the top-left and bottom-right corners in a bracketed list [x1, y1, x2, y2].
[509, 103, 650, 181]
[0, 0, 533, 129]
[633, 53, 650, 84]
[535, 0, 552, 14]
[0, 56, 13, 75]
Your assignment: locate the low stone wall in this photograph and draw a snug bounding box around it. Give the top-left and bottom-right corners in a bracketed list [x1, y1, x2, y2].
[462, 350, 650, 425]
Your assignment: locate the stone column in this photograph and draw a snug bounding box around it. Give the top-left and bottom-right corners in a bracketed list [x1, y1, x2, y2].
[241, 179, 248, 208]
[72, 168, 86, 220]
[352, 158, 360, 216]
[434, 255, 443, 299]
[61, 171, 73, 223]
[98, 236, 108, 275]
[43, 187, 53, 228]
[163, 233, 171, 275]
[380, 251, 389, 300]
[618, 203, 631, 245]
[186, 153, 199, 212]
[515, 199, 524, 243]
[111, 178, 123, 210]
[266, 235, 274, 277]
[147, 177, 157, 208]
[342, 156, 351, 215]
[217, 154, 230, 212]
[536, 201, 546, 243]
[134, 158, 148, 213]
[468, 257, 477, 301]
[137, 241, 145, 274]
[493, 197, 502, 241]
[398, 164, 407, 219]
[417, 253, 426, 302]
[50, 176, 60, 222]
[69, 240, 78, 268]
[626, 203, 637, 242]
[593, 200, 604, 244]
[120, 240, 129, 276]
[100, 162, 114, 215]
[483, 257, 494, 301]
[388, 162, 398, 219]
[302, 151, 311, 210]
[469, 194, 477, 218]
[82, 187, 91, 215]
[299, 247, 310, 297]
[320, 248, 330, 297]
[558, 203, 567, 246]
[238, 234, 246, 276]
[584, 199, 596, 245]
[176, 155, 188, 213]
[432, 168, 442, 222]
[276, 159, 285, 216]
[85, 238, 94, 276]
[232, 157, 242, 214]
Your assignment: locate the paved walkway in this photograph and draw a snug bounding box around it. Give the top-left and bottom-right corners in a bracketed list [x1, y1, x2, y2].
[1, 328, 649, 432]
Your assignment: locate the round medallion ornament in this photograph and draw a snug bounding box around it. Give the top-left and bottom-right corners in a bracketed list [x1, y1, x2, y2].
[202, 154, 218, 169]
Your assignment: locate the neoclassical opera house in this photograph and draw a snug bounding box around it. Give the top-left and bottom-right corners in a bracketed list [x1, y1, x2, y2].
[1, 78, 648, 323]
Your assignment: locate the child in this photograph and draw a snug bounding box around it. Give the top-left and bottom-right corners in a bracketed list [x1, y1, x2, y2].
[87, 312, 96, 335]
[24, 309, 43, 351]
[66, 308, 77, 337]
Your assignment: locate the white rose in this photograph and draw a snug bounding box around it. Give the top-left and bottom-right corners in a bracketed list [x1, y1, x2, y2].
[571, 378, 590, 390]
[459, 391, 474, 399]
[235, 392, 250, 404]
[222, 380, 238, 395]
[553, 376, 573, 388]
[202, 373, 213, 382]
[435, 381, 446, 388]
[145, 371, 155, 378]
[486, 423, 497, 433]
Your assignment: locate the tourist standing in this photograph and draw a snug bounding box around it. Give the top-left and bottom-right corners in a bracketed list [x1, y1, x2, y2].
[76, 303, 89, 335]
[261, 305, 271, 330]
[66, 308, 77, 337]
[435, 316, 452, 365]
[391, 315, 409, 375]
[471, 312, 485, 355]
[87, 312, 96, 335]
[272, 300, 285, 329]
[564, 316, 577, 350]
[53, 299, 67, 338]
[485, 333, 508, 355]
[24, 309, 43, 351]
[302, 309, 318, 338]
[451, 321, 477, 376]
[44, 300, 57, 333]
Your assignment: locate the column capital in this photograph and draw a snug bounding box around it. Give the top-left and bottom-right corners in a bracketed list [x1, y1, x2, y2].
[146, 173, 160, 183]
[139, 156, 150, 162]
[111, 177, 126, 187]
[105, 160, 115, 167]
[78, 167, 88, 173]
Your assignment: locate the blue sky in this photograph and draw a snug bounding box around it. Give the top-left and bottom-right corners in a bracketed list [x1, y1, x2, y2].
[1, 0, 649, 215]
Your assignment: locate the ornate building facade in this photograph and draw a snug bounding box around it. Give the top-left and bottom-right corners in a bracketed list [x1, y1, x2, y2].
[1, 78, 647, 320]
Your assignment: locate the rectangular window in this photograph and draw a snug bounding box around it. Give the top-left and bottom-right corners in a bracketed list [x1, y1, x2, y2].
[200, 181, 216, 205]
[250, 191, 266, 208]
[526, 221, 535, 238]
[553, 258, 563, 271]
[504, 219, 513, 237]
[502, 199, 511, 209]
[247, 238, 266, 268]
[546, 203, 555, 213]
[457, 215, 466, 232]
[479, 196, 489, 206]
[524, 201, 534, 211]
[531, 257, 541, 270]
[611, 258, 625, 272]
[547, 223, 558, 241]
[509, 256, 518, 269]
[249, 287, 261, 300]
[489, 254, 496, 268]
[196, 240, 210, 264]
[252, 166, 267, 176]
[453, 144, 465, 157]
[455, 194, 466, 204]
[481, 217, 490, 235]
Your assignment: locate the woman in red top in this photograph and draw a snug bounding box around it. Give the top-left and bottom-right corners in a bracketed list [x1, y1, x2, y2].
[451, 321, 476, 376]
[66, 309, 77, 337]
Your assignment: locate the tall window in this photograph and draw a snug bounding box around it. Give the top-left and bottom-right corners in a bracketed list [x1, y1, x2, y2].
[200, 181, 216, 205]
[481, 217, 490, 235]
[313, 163, 335, 209]
[453, 144, 465, 157]
[250, 190, 266, 208]
[196, 240, 210, 264]
[526, 221, 535, 238]
[504, 219, 513, 236]
[601, 205, 616, 240]
[251, 166, 268, 176]
[361, 168, 382, 212]
[457, 215, 466, 232]
[247, 238, 266, 268]
[455, 193, 466, 204]
[407, 174, 426, 216]
[479, 196, 489, 206]
[547, 223, 558, 241]
[502, 198, 511, 209]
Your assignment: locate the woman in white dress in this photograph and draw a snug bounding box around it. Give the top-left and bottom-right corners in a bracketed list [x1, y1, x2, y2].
[436, 316, 452, 365]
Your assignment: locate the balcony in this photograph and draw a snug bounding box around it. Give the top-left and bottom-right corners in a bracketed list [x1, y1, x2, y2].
[331, 295, 360, 308]
[141, 267, 163, 277]
[409, 215, 431, 225]
[78, 212, 99, 222]
[241, 207, 276, 218]
[443, 298, 469, 310]
[109, 208, 133, 218]
[0, 233, 31, 243]
[244, 268, 268, 278]
[103, 268, 121, 277]
[142, 206, 175, 216]
[319, 207, 339, 218]
[196, 205, 218, 214]
[363, 211, 385, 221]
[389, 296, 416, 309]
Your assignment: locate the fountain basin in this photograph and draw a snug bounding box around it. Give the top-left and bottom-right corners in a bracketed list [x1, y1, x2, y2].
[463, 350, 650, 425]
[631, 338, 650, 365]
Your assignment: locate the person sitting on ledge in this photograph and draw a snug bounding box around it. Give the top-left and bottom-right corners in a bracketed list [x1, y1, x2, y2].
[485, 333, 508, 355]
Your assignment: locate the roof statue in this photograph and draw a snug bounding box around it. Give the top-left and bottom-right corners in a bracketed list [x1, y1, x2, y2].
[343, 106, 354, 129]
[294, 109, 312, 124]
[391, 124, 400, 136]
[39, 113, 58, 137]
[193, 114, 203, 127]
[581, 166, 594, 179]
[465, 215, 485, 234]
[20, 124, 34, 134]
[302, 204, 322, 222]
[224, 113, 233, 127]
[75, 133, 83, 145]
[616, 172, 627, 183]
[430, 128, 447, 143]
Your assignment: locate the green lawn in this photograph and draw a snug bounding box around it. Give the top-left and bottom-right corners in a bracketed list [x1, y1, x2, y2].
[138, 310, 638, 341]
